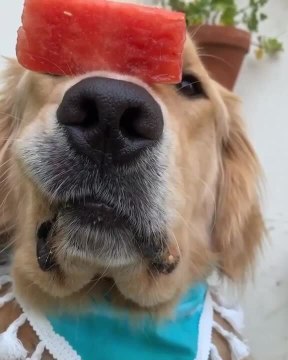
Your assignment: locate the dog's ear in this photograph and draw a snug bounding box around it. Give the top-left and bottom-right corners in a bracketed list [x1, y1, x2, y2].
[0, 59, 25, 236]
[213, 89, 265, 280]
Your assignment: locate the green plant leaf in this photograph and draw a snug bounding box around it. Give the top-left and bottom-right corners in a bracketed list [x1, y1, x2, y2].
[260, 13, 267, 20]
[220, 5, 237, 25]
[261, 37, 284, 55]
[168, 0, 284, 63]
[246, 9, 258, 32]
[168, 0, 186, 12]
[259, 0, 268, 6]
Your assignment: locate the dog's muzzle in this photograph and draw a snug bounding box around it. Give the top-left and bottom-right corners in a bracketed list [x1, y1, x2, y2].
[18, 75, 177, 273]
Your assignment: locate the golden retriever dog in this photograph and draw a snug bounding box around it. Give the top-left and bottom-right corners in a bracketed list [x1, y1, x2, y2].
[0, 35, 264, 360]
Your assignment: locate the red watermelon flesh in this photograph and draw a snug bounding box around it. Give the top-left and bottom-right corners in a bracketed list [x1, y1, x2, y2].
[16, 0, 186, 84]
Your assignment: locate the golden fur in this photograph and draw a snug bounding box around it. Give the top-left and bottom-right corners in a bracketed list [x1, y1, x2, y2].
[0, 35, 263, 358]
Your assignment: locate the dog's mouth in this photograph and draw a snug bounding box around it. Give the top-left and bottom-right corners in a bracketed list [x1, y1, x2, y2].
[36, 195, 179, 275]
[59, 198, 124, 229]
[37, 196, 137, 267]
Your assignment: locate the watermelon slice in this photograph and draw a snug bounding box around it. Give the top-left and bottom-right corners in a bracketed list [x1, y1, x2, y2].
[16, 0, 186, 84]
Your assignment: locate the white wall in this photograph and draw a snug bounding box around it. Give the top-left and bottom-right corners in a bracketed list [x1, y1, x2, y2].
[235, 1, 288, 359]
[0, 1, 287, 359]
[0, 0, 23, 60]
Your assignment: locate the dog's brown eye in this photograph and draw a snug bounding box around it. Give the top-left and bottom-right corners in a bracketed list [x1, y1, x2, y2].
[176, 74, 205, 98]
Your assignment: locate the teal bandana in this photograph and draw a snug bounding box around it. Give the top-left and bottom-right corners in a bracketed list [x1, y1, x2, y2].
[0, 275, 250, 360]
[48, 282, 208, 360]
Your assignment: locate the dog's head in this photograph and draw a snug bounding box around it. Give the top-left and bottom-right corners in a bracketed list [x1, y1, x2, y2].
[0, 36, 264, 311]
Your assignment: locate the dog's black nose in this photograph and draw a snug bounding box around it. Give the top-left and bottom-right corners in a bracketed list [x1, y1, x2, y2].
[57, 77, 164, 164]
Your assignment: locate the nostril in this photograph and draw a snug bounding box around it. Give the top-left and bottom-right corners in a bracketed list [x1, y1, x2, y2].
[119, 107, 144, 140]
[80, 99, 99, 128]
[57, 96, 99, 128]
[120, 106, 162, 141]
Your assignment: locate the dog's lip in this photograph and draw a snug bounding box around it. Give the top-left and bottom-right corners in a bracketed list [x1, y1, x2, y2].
[62, 199, 113, 211]
[59, 197, 125, 227]
[60, 195, 114, 210]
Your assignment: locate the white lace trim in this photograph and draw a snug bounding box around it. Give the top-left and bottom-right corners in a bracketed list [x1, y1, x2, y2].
[210, 343, 222, 360]
[0, 276, 28, 360]
[210, 290, 250, 360]
[195, 291, 214, 360]
[16, 293, 81, 360]
[27, 341, 45, 360]
[212, 297, 244, 334]
[195, 288, 250, 360]
[212, 321, 249, 360]
[0, 275, 12, 287]
[0, 275, 80, 360]
[0, 292, 15, 307]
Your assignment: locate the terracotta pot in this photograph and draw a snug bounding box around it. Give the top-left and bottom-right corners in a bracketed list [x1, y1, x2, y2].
[189, 25, 251, 90]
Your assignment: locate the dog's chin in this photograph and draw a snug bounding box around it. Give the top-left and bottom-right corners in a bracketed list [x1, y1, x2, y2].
[34, 185, 174, 279]
[54, 201, 140, 268]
